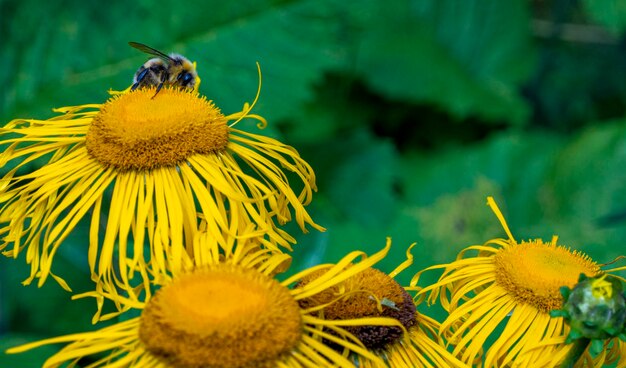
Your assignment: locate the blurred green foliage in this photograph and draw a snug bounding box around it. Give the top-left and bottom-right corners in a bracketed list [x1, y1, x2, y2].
[2, 0, 626, 365]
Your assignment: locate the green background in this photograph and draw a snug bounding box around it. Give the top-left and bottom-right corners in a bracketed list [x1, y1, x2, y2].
[2, 0, 626, 366]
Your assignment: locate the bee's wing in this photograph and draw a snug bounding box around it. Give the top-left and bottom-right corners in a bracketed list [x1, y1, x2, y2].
[128, 42, 174, 62]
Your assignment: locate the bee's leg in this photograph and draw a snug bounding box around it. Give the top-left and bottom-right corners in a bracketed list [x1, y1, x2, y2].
[152, 82, 165, 99]
[132, 68, 150, 91]
[151, 71, 169, 99]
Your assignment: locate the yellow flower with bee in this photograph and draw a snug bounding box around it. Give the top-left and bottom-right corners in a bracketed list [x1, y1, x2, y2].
[0, 49, 323, 302]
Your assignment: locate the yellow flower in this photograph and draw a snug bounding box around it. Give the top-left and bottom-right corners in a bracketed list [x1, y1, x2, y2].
[417, 196, 626, 367]
[0, 67, 323, 295]
[7, 234, 399, 368]
[297, 239, 467, 367]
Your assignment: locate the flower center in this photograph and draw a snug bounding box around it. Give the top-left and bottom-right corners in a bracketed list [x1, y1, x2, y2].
[139, 265, 302, 368]
[86, 88, 229, 170]
[494, 239, 600, 312]
[299, 267, 416, 350]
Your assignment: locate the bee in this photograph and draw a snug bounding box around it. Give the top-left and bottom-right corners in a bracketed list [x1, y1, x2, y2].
[128, 41, 197, 96]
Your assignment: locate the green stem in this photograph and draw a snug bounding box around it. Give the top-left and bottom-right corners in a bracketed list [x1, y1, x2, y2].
[559, 338, 590, 368]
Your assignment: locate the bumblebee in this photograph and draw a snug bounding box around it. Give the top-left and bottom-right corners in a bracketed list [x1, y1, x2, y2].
[128, 42, 197, 96]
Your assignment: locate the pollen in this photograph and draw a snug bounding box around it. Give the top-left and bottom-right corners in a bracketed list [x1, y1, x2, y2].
[494, 239, 601, 312]
[86, 87, 228, 170]
[139, 265, 302, 368]
[299, 267, 416, 350]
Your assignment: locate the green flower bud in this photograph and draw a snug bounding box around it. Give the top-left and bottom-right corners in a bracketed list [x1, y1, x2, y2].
[561, 274, 626, 342]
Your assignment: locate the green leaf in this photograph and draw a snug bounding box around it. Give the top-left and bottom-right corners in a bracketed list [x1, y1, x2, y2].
[547, 120, 626, 217]
[582, 0, 626, 35]
[191, 1, 352, 124]
[404, 178, 507, 261]
[560, 286, 571, 301]
[543, 119, 626, 261]
[401, 132, 562, 220]
[589, 338, 605, 356]
[394, 131, 578, 265]
[0, 258, 99, 336]
[354, 0, 535, 124]
[550, 310, 568, 318]
[310, 130, 400, 228]
[279, 74, 375, 144]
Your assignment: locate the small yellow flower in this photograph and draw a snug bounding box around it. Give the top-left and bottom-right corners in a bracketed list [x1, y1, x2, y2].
[7, 234, 398, 368]
[416, 196, 626, 367]
[0, 67, 323, 295]
[298, 239, 467, 367]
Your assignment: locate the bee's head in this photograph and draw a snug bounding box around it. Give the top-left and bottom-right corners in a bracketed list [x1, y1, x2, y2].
[177, 70, 196, 88]
[168, 54, 197, 88]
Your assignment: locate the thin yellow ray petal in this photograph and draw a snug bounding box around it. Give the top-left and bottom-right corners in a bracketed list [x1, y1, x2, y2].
[289, 241, 391, 299]
[229, 130, 316, 199]
[389, 242, 416, 278]
[305, 315, 403, 329]
[187, 155, 272, 202]
[88, 196, 103, 276]
[448, 270, 496, 308]
[150, 168, 176, 277]
[191, 231, 220, 267]
[0, 142, 72, 171]
[508, 311, 565, 366]
[6, 319, 140, 354]
[168, 167, 198, 254]
[130, 172, 155, 274]
[486, 196, 516, 243]
[452, 298, 517, 363]
[389, 343, 428, 368]
[98, 172, 127, 278]
[304, 325, 387, 366]
[159, 167, 185, 275]
[44, 337, 138, 367]
[82, 348, 139, 368]
[198, 169, 281, 249]
[227, 142, 319, 230]
[38, 166, 115, 284]
[486, 306, 540, 366]
[443, 286, 510, 335]
[299, 334, 356, 368]
[177, 164, 228, 233]
[115, 171, 140, 280]
[291, 343, 332, 368]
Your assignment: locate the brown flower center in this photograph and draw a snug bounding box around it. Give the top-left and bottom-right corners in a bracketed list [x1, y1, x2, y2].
[299, 267, 416, 350]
